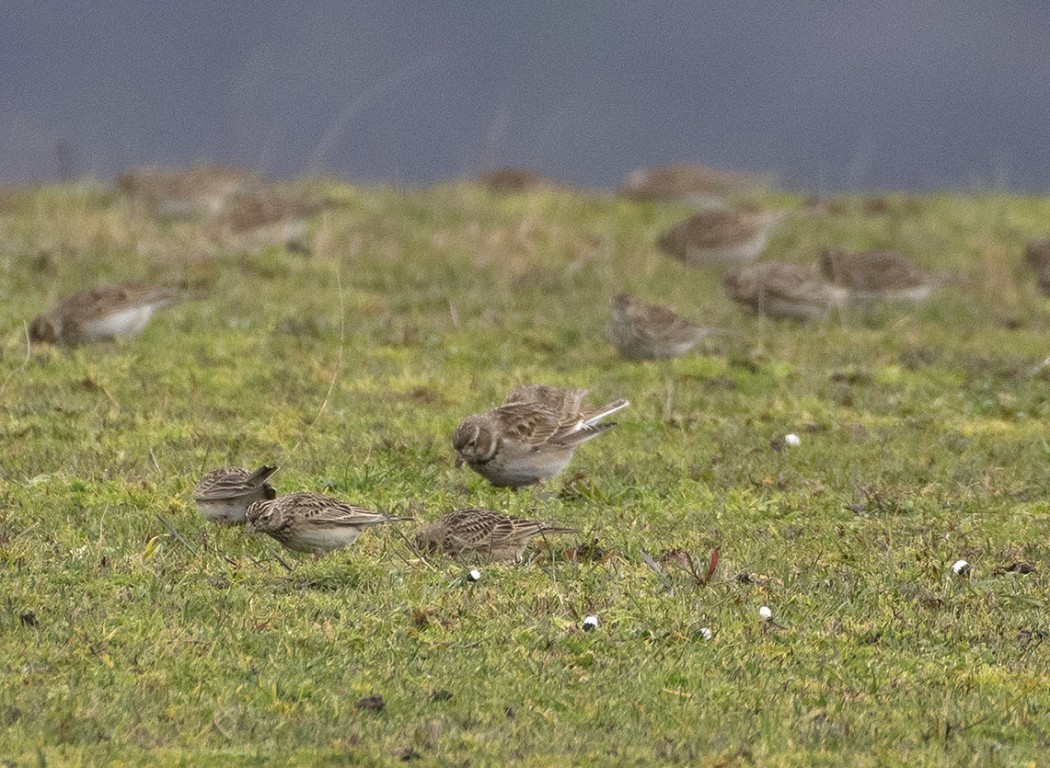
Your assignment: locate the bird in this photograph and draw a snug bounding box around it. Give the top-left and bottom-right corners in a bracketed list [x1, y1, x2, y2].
[192, 465, 278, 524]
[722, 261, 848, 320]
[607, 293, 725, 360]
[473, 167, 558, 194]
[245, 492, 411, 555]
[212, 184, 328, 251]
[658, 209, 787, 267]
[1038, 264, 1050, 297]
[116, 163, 260, 219]
[1024, 237, 1050, 271]
[29, 283, 183, 345]
[452, 385, 629, 489]
[414, 508, 577, 562]
[818, 248, 944, 301]
[618, 164, 769, 207]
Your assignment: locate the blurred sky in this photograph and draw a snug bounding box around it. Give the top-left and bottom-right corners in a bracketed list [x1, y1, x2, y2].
[3, 1, 1049, 191]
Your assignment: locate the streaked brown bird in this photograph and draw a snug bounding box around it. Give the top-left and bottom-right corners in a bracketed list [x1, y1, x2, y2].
[453, 385, 629, 489]
[1038, 264, 1050, 297]
[607, 293, 725, 361]
[414, 508, 577, 562]
[116, 163, 259, 219]
[723, 261, 848, 320]
[192, 465, 278, 524]
[473, 167, 559, 194]
[618, 164, 769, 206]
[1024, 237, 1050, 271]
[658, 209, 786, 267]
[819, 248, 944, 301]
[29, 283, 183, 346]
[246, 492, 411, 555]
[212, 184, 328, 251]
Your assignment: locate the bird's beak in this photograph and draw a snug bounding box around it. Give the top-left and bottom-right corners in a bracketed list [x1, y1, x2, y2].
[245, 522, 257, 534]
[454, 454, 464, 468]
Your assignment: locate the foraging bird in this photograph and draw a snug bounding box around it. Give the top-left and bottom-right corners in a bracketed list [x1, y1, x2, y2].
[1038, 264, 1050, 297]
[723, 261, 848, 320]
[116, 163, 259, 219]
[192, 465, 278, 524]
[246, 492, 411, 555]
[414, 508, 577, 562]
[29, 283, 182, 346]
[607, 293, 725, 360]
[819, 248, 944, 301]
[658, 209, 787, 267]
[1022, 238, 1050, 296]
[212, 184, 328, 251]
[1024, 237, 1050, 271]
[453, 385, 629, 489]
[474, 167, 558, 194]
[618, 164, 768, 206]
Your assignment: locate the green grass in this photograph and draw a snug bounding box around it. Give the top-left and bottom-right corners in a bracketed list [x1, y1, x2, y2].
[0, 181, 1048, 766]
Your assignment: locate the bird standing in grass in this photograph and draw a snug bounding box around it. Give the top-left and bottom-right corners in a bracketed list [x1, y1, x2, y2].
[116, 163, 259, 218]
[414, 508, 577, 562]
[453, 385, 629, 489]
[212, 184, 328, 252]
[1023, 238, 1050, 296]
[1024, 237, 1050, 271]
[607, 293, 725, 360]
[723, 261, 848, 320]
[658, 209, 786, 267]
[29, 283, 183, 346]
[246, 492, 411, 555]
[819, 248, 945, 301]
[192, 465, 278, 524]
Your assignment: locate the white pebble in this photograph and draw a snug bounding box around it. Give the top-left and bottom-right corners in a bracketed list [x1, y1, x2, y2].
[759, 605, 773, 622]
[699, 627, 713, 641]
[582, 615, 599, 631]
[951, 559, 970, 576]
[784, 433, 801, 447]
[467, 568, 482, 582]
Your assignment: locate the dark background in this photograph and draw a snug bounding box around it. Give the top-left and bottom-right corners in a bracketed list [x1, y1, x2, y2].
[3, 2, 1048, 191]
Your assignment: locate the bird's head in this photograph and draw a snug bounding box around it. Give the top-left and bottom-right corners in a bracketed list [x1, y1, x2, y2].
[452, 415, 499, 466]
[28, 314, 58, 345]
[246, 499, 278, 533]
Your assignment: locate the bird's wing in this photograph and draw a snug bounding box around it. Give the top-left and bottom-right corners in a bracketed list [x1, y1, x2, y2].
[492, 402, 564, 445]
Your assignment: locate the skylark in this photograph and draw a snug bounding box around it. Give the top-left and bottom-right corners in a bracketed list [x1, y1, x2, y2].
[723, 261, 848, 320]
[453, 385, 629, 489]
[1038, 264, 1050, 297]
[116, 163, 259, 219]
[192, 465, 278, 524]
[618, 164, 769, 207]
[212, 185, 327, 251]
[1024, 237, 1050, 271]
[246, 492, 411, 555]
[29, 283, 182, 345]
[414, 508, 577, 562]
[819, 248, 943, 301]
[474, 167, 558, 194]
[607, 293, 724, 360]
[658, 209, 786, 267]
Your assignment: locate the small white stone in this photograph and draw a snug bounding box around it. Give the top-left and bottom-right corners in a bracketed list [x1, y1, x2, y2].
[467, 568, 482, 582]
[699, 627, 713, 641]
[784, 433, 801, 447]
[759, 605, 773, 622]
[582, 615, 599, 631]
[951, 559, 970, 576]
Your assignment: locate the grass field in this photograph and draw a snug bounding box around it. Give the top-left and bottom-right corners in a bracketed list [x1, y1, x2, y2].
[0, 180, 1048, 766]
